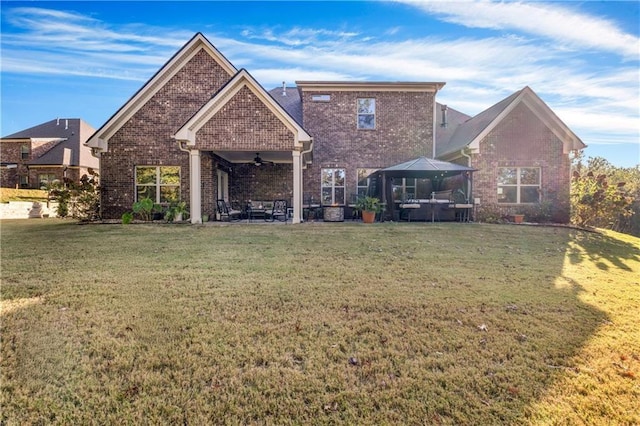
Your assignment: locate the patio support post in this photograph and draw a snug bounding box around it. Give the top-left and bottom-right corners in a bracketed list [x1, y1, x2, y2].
[189, 149, 202, 224]
[292, 150, 302, 224]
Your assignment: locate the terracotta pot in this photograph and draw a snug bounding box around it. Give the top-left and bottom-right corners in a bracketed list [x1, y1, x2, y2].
[513, 214, 524, 224]
[362, 210, 376, 223]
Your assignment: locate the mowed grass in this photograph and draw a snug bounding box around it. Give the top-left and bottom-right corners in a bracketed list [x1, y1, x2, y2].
[1, 220, 638, 425]
[0, 188, 48, 203]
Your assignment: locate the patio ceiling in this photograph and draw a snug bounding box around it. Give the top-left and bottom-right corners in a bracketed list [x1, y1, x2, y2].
[213, 150, 293, 164]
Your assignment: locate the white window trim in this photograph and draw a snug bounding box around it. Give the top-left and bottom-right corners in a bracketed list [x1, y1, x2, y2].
[357, 98, 376, 130]
[135, 166, 181, 204]
[497, 167, 541, 204]
[321, 168, 346, 205]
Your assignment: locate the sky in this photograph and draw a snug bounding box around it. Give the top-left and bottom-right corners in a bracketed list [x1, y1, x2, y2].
[1, 1, 639, 168]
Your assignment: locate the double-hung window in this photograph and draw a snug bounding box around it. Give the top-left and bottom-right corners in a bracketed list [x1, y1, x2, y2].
[357, 98, 375, 129]
[20, 145, 29, 160]
[497, 167, 540, 203]
[135, 166, 180, 204]
[321, 168, 345, 205]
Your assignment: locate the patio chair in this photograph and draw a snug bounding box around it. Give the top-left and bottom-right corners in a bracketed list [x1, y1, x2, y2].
[265, 199, 288, 222]
[216, 199, 242, 221]
[452, 189, 473, 222]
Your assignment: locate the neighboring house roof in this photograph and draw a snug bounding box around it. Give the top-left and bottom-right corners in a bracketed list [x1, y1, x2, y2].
[1, 118, 97, 168]
[86, 32, 237, 152]
[436, 86, 586, 158]
[268, 85, 303, 125]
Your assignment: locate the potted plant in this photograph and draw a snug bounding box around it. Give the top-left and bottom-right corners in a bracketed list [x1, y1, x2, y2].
[165, 201, 187, 222]
[355, 196, 382, 223]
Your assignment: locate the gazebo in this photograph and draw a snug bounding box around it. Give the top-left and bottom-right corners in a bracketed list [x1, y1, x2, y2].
[372, 157, 476, 221]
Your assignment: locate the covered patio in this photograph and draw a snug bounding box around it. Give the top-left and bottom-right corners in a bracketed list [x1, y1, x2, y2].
[172, 69, 313, 224]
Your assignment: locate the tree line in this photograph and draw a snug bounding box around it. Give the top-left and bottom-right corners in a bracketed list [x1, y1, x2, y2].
[571, 154, 640, 237]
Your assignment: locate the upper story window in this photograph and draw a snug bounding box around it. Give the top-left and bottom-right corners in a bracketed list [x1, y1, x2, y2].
[136, 166, 180, 204]
[20, 145, 29, 160]
[357, 98, 375, 129]
[321, 168, 345, 205]
[497, 167, 540, 203]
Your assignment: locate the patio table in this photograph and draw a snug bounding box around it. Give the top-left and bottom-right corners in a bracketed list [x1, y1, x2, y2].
[247, 207, 266, 222]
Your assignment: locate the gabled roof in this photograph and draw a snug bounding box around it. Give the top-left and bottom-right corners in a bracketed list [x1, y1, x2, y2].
[268, 85, 303, 125]
[3, 118, 73, 139]
[435, 103, 472, 153]
[86, 32, 237, 152]
[2, 118, 96, 167]
[173, 69, 311, 146]
[436, 86, 586, 158]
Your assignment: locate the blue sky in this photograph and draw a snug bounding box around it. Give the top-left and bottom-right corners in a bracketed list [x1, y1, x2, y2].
[1, 1, 638, 167]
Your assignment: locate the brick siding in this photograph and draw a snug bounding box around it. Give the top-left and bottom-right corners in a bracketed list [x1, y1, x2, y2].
[196, 86, 295, 152]
[300, 90, 435, 202]
[471, 102, 571, 222]
[0, 142, 28, 188]
[99, 49, 231, 219]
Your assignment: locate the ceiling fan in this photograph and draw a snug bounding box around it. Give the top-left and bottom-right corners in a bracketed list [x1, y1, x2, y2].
[253, 152, 273, 166]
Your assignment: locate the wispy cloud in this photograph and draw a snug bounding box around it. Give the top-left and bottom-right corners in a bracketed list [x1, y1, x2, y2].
[240, 26, 359, 46]
[1, 7, 192, 81]
[399, 0, 640, 60]
[1, 4, 637, 150]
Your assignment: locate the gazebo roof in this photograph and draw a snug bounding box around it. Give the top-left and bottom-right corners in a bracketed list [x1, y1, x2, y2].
[377, 157, 475, 178]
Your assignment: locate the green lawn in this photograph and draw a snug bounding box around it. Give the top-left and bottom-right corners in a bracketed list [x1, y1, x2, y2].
[1, 219, 638, 425]
[0, 188, 48, 203]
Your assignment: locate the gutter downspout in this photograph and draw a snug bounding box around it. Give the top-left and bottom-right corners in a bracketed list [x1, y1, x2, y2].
[432, 97, 437, 158]
[177, 140, 190, 154]
[460, 148, 472, 203]
[301, 139, 313, 168]
[87, 143, 103, 217]
[460, 148, 471, 167]
[298, 139, 314, 222]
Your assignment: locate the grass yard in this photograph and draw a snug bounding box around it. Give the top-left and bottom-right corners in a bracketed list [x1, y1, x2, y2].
[1, 220, 638, 425]
[0, 188, 48, 203]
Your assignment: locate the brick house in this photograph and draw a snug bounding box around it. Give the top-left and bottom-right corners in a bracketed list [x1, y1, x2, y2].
[1, 118, 98, 189]
[87, 32, 584, 223]
[436, 87, 585, 222]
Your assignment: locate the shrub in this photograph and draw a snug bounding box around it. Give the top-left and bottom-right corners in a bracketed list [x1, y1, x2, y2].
[132, 198, 154, 221]
[121, 212, 133, 224]
[47, 169, 100, 221]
